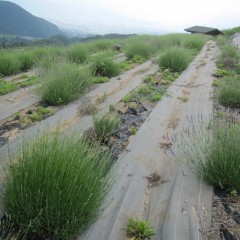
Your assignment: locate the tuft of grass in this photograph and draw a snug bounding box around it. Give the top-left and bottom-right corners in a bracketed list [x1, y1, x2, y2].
[2, 130, 114, 239]
[90, 54, 120, 77]
[109, 104, 115, 112]
[0, 215, 20, 240]
[122, 95, 132, 103]
[19, 74, 28, 79]
[93, 115, 120, 141]
[181, 96, 189, 102]
[17, 50, 35, 71]
[218, 81, 240, 108]
[182, 34, 206, 51]
[151, 93, 162, 102]
[131, 55, 146, 64]
[125, 37, 152, 59]
[130, 127, 138, 135]
[124, 218, 155, 240]
[19, 76, 38, 88]
[212, 80, 221, 87]
[138, 85, 154, 95]
[158, 47, 193, 72]
[0, 52, 21, 76]
[213, 69, 235, 78]
[0, 79, 17, 95]
[67, 44, 89, 64]
[93, 76, 109, 84]
[218, 45, 239, 68]
[40, 62, 92, 105]
[182, 121, 240, 193]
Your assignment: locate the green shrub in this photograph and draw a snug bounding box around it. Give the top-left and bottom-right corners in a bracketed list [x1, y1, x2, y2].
[215, 35, 228, 46]
[94, 115, 120, 140]
[219, 81, 240, 108]
[218, 45, 239, 68]
[2, 130, 114, 239]
[182, 122, 240, 193]
[67, 44, 89, 63]
[182, 35, 206, 51]
[158, 47, 193, 72]
[88, 39, 114, 52]
[213, 69, 235, 78]
[90, 54, 120, 77]
[17, 50, 35, 71]
[124, 218, 155, 239]
[126, 38, 152, 59]
[40, 62, 92, 105]
[0, 52, 21, 76]
[223, 26, 240, 37]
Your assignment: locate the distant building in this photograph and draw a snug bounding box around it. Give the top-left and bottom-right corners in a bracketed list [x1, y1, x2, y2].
[184, 26, 222, 36]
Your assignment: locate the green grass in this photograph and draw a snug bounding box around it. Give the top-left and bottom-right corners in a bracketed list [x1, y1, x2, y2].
[182, 121, 240, 193]
[2, 130, 114, 239]
[93, 115, 120, 141]
[219, 80, 240, 108]
[213, 69, 236, 78]
[217, 45, 240, 68]
[223, 26, 240, 37]
[67, 43, 89, 63]
[0, 52, 21, 76]
[87, 39, 114, 52]
[90, 53, 120, 77]
[0, 79, 17, 95]
[130, 127, 138, 135]
[19, 76, 38, 88]
[17, 50, 35, 71]
[19, 73, 28, 79]
[124, 218, 155, 240]
[215, 35, 228, 47]
[151, 93, 162, 102]
[93, 76, 109, 84]
[138, 84, 154, 95]
[122, 95, 132, 103]
[40, 62, 92, 105]
[182, 34, 206, 51]
[125, 37, 152, 59]
[158, 47, 193, 72]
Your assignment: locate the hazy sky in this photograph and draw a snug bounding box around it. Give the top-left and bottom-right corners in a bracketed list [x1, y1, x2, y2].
[7, 0, 240, 32]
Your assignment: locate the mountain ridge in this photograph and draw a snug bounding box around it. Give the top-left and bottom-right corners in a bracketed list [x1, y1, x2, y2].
[0, 1, 61, 38]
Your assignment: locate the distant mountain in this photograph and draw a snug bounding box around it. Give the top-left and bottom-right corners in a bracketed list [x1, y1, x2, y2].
[0, 1, 61, 38]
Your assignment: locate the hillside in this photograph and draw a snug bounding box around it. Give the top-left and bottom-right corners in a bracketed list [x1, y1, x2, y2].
[0, 1, 61, 38]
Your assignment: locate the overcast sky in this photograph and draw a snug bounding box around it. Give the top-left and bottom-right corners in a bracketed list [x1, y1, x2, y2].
[8, 0, 240, 32]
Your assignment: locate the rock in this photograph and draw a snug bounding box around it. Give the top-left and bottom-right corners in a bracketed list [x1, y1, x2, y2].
[112, 44, 122, 51]
[231, 33, 240, 49]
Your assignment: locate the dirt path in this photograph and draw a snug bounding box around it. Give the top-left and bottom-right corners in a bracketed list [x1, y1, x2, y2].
[0, 86, 40, 121]
[78, 41, 218, 240]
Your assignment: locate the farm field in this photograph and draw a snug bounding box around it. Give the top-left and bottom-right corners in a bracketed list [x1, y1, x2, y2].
[0, 32, 240, 240]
